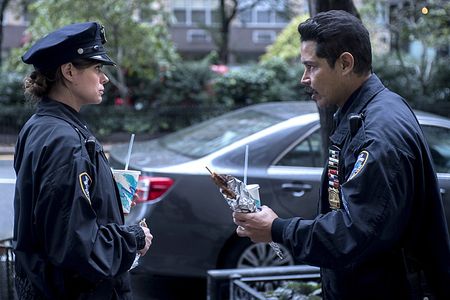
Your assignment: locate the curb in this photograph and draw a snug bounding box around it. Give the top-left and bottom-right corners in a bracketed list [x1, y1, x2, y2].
[0, 146, 15, 155]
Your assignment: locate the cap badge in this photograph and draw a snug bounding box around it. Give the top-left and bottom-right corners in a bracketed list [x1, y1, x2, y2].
[100, 25, 107, 43]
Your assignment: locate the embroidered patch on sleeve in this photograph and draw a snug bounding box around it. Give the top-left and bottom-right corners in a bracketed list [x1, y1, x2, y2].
[349, 150, 369, 180]
[79, 172, 92, 204]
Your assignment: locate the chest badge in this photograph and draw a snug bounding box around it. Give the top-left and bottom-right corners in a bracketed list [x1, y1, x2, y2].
[328, 145, 341, 210]
[349, 150, 369, 180]
[79, 172, 92, 204]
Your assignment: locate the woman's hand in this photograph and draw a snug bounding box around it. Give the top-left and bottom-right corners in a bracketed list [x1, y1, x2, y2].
[124, 193, 140, 216]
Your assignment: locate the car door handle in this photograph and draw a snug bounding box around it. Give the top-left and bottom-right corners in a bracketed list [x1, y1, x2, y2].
[281, 183, 312, 198]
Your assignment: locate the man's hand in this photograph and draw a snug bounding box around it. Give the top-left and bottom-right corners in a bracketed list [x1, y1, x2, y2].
[233, 205, 278, 243]
[139, 226, 153, 256]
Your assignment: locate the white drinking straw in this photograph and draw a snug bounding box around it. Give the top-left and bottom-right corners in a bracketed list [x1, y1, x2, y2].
[243, 145, 249, 186]
[125, 134, 135, 170]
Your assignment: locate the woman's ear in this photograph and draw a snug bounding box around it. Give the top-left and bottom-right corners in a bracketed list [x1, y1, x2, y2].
[339, 52, 354, 75]
[60, 62, 74, 82]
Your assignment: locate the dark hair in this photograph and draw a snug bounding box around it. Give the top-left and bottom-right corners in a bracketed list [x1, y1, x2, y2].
[23, 58, 100, 102]
[298, 10, 372, 75]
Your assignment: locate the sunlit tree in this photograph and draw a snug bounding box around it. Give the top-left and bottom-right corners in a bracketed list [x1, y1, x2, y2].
[5, 0, 179, 100]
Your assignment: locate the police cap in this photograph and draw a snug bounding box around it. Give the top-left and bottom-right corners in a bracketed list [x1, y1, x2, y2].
[22, 22, 115, 71]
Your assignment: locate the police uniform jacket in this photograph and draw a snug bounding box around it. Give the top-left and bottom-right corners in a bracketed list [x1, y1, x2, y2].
[272, 74, 450, 299]
[13, 98, 145, 299]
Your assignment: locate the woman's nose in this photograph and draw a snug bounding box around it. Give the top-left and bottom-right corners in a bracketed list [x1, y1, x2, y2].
[101, 73, 109, 84]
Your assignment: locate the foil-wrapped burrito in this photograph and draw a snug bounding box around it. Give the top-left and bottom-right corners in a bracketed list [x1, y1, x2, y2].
[206, 167, 284, 259]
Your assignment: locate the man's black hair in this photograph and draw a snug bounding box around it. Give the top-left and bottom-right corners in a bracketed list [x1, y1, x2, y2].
[298, 10, 372, 74]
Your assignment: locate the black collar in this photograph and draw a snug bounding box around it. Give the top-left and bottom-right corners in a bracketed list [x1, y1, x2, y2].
[36, 97, 92, 138]
[330, 74, 385, 145]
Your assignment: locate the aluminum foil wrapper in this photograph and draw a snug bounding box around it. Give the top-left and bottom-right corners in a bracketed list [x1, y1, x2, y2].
[219, 175, 284, 260]
[219, 176, 259, 213]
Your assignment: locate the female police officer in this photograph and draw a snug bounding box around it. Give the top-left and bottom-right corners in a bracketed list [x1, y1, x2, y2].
[13, 22, 152, 299]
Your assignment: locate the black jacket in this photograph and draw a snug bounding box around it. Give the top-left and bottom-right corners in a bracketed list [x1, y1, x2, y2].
[13, 98, 145, 300]
[272, 74, 450, 299]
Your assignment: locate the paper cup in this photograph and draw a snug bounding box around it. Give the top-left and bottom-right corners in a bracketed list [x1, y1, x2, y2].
[112, 169, 141, 213]
[246, 184, 261, 208]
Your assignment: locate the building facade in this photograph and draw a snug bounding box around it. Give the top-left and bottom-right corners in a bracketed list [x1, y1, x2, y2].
[167, 0, 307, 63]
[4, 1, 431, 65]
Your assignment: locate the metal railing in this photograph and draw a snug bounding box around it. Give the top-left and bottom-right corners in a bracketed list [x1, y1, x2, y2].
[0, 238, 16, 300]
[207, 265, 321, 300]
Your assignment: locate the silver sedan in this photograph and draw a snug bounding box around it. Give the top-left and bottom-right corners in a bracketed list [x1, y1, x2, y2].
[109, 101, 450, 278]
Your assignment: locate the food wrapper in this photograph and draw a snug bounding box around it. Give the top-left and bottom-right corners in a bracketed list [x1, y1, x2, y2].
[130, 218, 148, 270]
[219, 175, 261, 213]
[206, 167, 284, 259]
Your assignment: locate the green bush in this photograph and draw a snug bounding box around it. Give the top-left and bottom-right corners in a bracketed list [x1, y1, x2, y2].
[373, 54, 450, 118]
[427, 59, 450, 103]
[1, 53, 449, 141]
[0, 73, 24, 105]
[80, 104, 232, 139]
[213, 58, 308, 106]
[264, 281, 322, 300]
[260, 58, 309, 101]
[155, 60, 218, 107]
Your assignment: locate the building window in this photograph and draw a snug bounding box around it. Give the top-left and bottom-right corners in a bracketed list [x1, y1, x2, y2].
[239, 9, 252, 23]
[237, 2, 289, 27]
[172, 0, 289, 27]
[192, 10, 206, 24]
[172, 0, 218, 26]
[253, 30, 276, 44]
[275, 11, 288, 23]
[256, 10, 271, 23]
[211, 9, 221, 24]
[174, 9, 187, 24]
[187, 29, 211, 43]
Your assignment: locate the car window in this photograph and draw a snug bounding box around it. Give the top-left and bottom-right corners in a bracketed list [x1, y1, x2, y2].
[422, 125, 450, 173]
[276, 129, 324, 167]
[161, 110, 282, 158]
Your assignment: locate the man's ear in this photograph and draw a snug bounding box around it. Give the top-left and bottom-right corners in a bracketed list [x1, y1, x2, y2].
[60, 62, 74, 82]
[339, 52, 354, 75]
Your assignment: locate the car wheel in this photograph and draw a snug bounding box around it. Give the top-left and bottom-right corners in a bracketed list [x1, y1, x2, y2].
[220, 238, 295, 269]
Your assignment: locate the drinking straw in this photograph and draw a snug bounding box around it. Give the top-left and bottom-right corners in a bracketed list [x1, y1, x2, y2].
[125, 134, 135, 170]
[243, 145, 249, 186]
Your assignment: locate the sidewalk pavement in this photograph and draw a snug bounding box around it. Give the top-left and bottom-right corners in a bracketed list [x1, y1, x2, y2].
[0, 144, 113, 159]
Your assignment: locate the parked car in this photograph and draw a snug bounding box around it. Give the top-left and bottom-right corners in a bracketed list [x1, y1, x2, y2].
[108, 101, 450, 278]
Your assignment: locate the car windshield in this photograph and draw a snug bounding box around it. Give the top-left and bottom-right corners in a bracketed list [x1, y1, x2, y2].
[160, 109, 282, 158]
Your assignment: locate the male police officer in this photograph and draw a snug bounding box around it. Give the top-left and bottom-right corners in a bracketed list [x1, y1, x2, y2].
[233, 10, 450, 300]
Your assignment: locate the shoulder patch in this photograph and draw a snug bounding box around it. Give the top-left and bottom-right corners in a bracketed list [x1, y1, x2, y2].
[79, 172, 92, 204]
[349, 150, 369, 180]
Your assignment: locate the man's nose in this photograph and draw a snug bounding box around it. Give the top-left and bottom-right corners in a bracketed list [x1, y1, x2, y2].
[300, 70, 309, 85]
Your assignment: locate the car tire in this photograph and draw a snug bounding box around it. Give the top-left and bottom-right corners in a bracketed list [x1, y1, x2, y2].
[219, 237, 295, 269]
